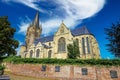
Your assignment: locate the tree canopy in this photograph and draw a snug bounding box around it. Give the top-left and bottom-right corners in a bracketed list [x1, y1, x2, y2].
[0, 16, 19, 57]
[105, 21, 120, 58]
[67, 40, 80, 59]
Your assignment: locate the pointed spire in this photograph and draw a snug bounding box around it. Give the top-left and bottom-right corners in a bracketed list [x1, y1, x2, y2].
[32, 11, 39, 27]
[62, 20, 64, 23]
[61, 20, 65, 26]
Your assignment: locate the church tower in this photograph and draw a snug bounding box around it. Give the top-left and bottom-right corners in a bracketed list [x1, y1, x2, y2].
[25, 11, 42, 49]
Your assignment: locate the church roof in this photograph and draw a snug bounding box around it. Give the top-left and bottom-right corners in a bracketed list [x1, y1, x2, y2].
[35, 26, 92, 44]
[42, 43, 52, 49]
[35, 35, 54, 44]
[71, 26, 91, 36]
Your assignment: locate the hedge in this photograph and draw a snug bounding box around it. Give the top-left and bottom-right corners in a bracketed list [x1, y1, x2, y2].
[3, 56, 120, 66]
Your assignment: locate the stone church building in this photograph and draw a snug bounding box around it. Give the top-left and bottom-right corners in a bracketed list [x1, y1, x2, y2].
[20, 12, 100, 59]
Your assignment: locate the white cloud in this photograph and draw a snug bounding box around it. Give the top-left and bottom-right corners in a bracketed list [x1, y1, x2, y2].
[41, 0, 105, 35]
[18, 16, 80, 36]
[2, 0, 45, 12]
[56, 0, 105, 19]
[19, 41, 23, 46]
[42, 17, 79, 35]
[3, 0, 106, 36]
[18, 16, 32, 35]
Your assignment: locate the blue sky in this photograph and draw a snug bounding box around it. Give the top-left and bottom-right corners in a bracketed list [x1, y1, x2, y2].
[0, 0, 120, 59]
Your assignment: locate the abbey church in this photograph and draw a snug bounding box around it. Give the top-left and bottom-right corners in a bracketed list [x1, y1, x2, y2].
[20, 12, 100, 59]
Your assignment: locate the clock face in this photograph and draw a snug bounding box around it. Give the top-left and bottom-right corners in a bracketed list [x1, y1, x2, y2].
[60, 26, 64, 33]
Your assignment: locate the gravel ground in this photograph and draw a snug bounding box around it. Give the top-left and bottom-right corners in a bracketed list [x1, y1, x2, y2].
[4, 72, 58, 80]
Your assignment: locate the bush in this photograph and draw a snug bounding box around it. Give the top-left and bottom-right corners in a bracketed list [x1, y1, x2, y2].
[3, 57, 120, 66]
[0, 65, 5, 70]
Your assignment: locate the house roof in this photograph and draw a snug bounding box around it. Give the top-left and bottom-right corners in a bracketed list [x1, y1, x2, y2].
[34, 26, 92, 44]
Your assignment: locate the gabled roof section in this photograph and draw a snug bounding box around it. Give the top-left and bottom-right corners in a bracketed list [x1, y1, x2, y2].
[55, 22, 69, 36]
[71, 26, 92, 36]
[42, 43, 52, 49]
[34, 35, 54, 45]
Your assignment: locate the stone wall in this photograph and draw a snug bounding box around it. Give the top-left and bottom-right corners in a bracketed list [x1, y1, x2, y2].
[5, 63, 120, 80]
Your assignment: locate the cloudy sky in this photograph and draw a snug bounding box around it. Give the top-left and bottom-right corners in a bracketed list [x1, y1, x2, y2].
[0, 0, 120, 59]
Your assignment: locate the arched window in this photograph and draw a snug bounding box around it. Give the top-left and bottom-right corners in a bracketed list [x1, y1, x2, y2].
[76, 38, 80, 54]
[76, 38, 79, 46]
[25, 54, 27, 58]
[86, 37, 90, 54]
[36, 49, 40, 58]
[48, 50, 52, 58]
[49, 42, 51, 46]
[82, 38, 85, 54]
[30, 50, 33, 58]
[58, 37, 66, 53]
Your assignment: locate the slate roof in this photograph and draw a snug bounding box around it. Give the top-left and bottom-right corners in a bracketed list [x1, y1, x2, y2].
[34, 35, 54, 45]
[71, 26, 91, 36]
[42, 43, 52, 49]
[34, 26, 91, 44]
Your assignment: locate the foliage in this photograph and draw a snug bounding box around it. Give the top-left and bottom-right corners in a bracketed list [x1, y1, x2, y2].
[3, 57, 120, 66]
[67, 40, 80, 59]
[105, 21, 120, 58]
[0, 16, 19, 57]
[0, 65, 5, 70]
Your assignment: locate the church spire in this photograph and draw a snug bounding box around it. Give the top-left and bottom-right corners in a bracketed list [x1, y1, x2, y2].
[32, 11, 39, 27]
[25, 11, 42, 50]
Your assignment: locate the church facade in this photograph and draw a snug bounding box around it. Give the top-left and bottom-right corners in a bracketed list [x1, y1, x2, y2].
[20, 12, 100, 59]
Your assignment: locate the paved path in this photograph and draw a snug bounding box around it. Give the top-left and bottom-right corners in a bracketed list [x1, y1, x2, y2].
[0, 75, 10, 80]
[5, 72, 58, 80]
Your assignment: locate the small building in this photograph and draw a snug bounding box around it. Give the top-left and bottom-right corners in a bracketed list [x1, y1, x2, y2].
[19, 12, 100, 59]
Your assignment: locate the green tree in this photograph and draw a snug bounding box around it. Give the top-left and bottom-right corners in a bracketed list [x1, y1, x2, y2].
[0, 16, 19, 57]
[105, 21, 120, 58]
[67, 40, 80, 59]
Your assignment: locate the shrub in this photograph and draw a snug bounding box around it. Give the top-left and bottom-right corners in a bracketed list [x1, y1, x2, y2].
[3, 57, 120, 66]
[0, 65, 5, 70]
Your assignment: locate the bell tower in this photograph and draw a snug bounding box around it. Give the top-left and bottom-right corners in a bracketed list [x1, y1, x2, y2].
[25, 11, 42, 49]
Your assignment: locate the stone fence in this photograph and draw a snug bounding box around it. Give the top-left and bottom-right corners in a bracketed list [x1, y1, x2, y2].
[5, 63, 120, 80]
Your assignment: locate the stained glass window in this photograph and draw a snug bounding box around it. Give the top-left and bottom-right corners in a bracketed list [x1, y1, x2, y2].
[30, 50, 33, 58]
[58, 37, 66, 53]
[48, 50, 52, 58]
[82, 38, 85, 54]
[86, 37, 90, 54]
[36, 49, 40, 58]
